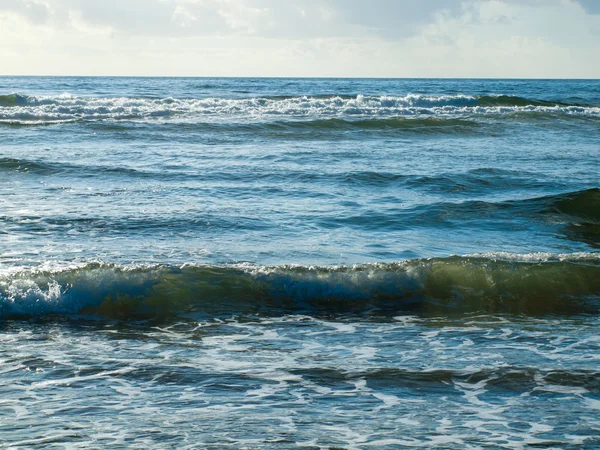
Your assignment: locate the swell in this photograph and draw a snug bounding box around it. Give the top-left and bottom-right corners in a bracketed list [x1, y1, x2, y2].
[413, 188, 600, 224]
[550, 187, 600, 223]
[475, 95, 568, 107]
[0, 157, 167, 179]
[0, 213, 272, 234]
[0, 157, 58, 174]
[0, 157, 553, 191]
[1, 254, 599, 319]
[256, 117, 480, 133]
[0, 157, 573, 195]
[1, 188, 597, 243]
[319, 188, 600, 239]
[402, 168, 560, 195]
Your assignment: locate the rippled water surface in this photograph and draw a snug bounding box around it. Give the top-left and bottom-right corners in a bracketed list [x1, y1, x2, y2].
[1, 77, 599, 448]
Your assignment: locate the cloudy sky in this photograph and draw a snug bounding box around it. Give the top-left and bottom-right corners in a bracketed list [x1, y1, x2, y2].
[1, 0, 599, 77]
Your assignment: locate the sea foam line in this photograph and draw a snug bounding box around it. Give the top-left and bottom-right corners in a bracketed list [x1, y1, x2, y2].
[1, 93, 598, 124]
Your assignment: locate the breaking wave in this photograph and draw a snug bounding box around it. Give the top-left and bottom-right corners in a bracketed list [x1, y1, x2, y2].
[1, 93, 598, 125]
[1, 253, 599, 319]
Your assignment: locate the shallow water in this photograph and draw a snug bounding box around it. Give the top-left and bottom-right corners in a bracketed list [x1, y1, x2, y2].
[1, 77, 599, 448]
[2, 315, 600, 448]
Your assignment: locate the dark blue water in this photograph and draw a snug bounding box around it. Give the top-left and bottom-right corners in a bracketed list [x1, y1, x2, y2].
[1, 77, 599, 448]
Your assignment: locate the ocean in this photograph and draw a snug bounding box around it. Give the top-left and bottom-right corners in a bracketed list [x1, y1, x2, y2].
[0, 77, 599, 448]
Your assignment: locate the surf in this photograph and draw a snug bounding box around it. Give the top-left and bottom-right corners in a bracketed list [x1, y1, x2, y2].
[1, 93, 599, 125]
[1, 253, 599, 319]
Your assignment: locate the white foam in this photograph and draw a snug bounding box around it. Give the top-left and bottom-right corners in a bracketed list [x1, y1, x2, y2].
[530, 423, 554, 433]
[2, 94, 599, 124]
[373, 392, 401, 408]
[583, 397, 600, 410]
[533, 385, 588, 395]
[464, 251, 600, 262]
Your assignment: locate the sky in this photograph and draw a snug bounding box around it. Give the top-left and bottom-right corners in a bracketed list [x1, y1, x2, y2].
[0, 0, 599, 78]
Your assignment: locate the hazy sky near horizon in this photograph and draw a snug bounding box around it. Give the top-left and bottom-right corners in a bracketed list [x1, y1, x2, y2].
[1, 0, 599, 77]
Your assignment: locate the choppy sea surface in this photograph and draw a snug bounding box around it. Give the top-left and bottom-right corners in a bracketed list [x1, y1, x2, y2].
[1, 77, 599, 448]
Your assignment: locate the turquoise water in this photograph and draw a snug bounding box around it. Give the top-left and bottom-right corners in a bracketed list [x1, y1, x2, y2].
[0, 77, 599, 448]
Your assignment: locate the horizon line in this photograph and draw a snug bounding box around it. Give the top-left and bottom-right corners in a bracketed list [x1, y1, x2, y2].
[1, 75, 599, 80]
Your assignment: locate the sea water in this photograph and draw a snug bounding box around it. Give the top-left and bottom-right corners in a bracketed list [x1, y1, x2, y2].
[0, 77, 599, 448]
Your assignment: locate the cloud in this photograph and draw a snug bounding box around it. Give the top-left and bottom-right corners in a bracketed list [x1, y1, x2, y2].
[328, 0, 463, 36]
[0, 0, 50, 23]
[226, 0, 465, 39]
[0, 0, 467, 39]
[0, 0, 598, 77]
[575, 0, 600, 14]
[61, 0, 229, 36]
[1, 0, 599, 40]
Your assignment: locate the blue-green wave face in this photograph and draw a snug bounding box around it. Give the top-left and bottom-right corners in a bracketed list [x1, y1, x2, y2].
[0, 93, 31, 107]
[2, 255, 599, 319]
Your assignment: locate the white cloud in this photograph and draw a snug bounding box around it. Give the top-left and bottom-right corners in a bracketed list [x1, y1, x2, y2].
[0, 0, 598, 77]
[0, 0, 50, 23]
[0, 0, 467, 38]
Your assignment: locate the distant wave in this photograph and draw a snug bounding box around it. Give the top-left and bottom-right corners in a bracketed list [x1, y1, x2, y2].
[0, 157, 156, 178]
[443, 188, 600, 223]
[1, 253, 599, 319]
[548, 187, 600, 223]
[1, 155, 594, 210]
[317, 188, 600, 235]
[257, 117, 481, 133]
[0, 179, 597, 241]
[0, 94, 30, 107]
[5, 157, 530, 183]
[1, 93, 598, 125]
[0, 157, 559, 191]
[475, 95, 569, 107]
[87, 117, 484, 136]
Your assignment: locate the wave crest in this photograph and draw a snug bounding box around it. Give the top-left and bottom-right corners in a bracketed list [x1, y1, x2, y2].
[1, 93, 598, 125]
[1, 254, 599, 319]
